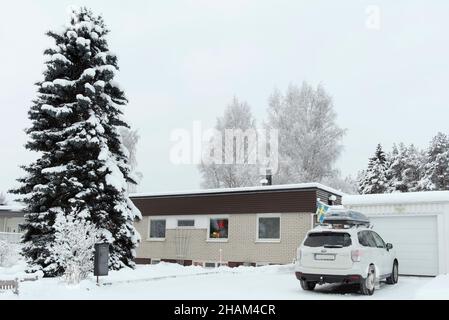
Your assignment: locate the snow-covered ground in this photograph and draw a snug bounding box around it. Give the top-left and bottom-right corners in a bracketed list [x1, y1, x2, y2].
[1, 262, 447, 300]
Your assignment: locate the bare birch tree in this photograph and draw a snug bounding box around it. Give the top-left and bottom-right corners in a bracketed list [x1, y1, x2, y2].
[199, 97, 260, 188]
[266, 82, 346, 185]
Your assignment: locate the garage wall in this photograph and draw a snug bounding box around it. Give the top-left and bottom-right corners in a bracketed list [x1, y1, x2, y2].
[345, 200, 449, 276]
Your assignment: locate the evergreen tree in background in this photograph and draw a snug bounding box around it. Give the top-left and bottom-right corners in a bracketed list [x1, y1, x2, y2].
[358, 144, 390, 194]
[387, 143, 425, 193]
[419, 132, 449, 191]
[401, 144, 425, 192]
[387, 143, 408, 192]
[11, 7, 141, 276]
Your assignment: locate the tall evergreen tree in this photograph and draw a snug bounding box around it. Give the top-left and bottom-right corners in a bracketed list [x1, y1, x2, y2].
[401, 144, 425, 192]
[11, 7, 141, 276]
[387, 143, 408, 193]
[358, 144, 390, 194]
[419, 132, 449, 191]
[387, 143, 425, 193]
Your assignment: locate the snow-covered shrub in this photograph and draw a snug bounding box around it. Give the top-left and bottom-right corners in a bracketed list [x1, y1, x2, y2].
[0, 240, 21, 267]
[51, 214, 100, 284]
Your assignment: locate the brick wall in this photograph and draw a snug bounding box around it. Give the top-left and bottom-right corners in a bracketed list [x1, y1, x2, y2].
[134, 213, 312, 265]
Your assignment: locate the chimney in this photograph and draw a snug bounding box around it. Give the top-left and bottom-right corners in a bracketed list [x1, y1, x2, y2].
[266, 169, 272, 186]
[260, 169, 272, 186]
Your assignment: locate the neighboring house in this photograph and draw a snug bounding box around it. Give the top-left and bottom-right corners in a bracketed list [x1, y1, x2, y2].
[344, 191, 449, 276]
[0, 205, 24, 234]
[130, 183, 342, 267]
[0, 205, 25, 244]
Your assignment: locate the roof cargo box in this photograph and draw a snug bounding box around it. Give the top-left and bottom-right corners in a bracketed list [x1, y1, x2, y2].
[323, 209, 370, 226]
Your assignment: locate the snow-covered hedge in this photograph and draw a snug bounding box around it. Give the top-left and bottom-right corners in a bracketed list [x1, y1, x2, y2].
[0, 240, 21, 267]
[51, 214, 100, 284]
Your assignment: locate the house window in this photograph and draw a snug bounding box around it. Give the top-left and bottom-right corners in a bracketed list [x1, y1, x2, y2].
[149, 219, 166, 240]
[209, 218, 228, 240]
[204, 262, 217, 268]
[177, 219, 195, 227]
[257, 215, 281, 241]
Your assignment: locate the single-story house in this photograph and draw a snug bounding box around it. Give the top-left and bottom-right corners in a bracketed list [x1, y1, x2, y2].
[130, 183, 342, 267]
[343, 191, 449, 276]
[0, 205, 25, 243]
[0, 205, 24, 234]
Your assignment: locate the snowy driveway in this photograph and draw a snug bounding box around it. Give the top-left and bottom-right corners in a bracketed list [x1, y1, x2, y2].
[1, 263, 445, 300]
[96, 271, 432, 300]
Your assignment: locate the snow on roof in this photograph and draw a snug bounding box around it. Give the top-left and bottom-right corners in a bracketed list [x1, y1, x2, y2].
[343, 191, 449, 206]
[0, 205, 25, 212]
[130, 182, 345, 198]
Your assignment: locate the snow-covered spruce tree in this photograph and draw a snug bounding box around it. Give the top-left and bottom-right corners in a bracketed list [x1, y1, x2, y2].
[386, 143, 408, 193]
[387, 143, 425, 193]
[10, 7, 141, 276]
[198, 97, 260, 188]
[266, 82, 346, 184]
[402, 144, 426, 192]
[419, 132, 449, 191]
[358, 144, 390, 194]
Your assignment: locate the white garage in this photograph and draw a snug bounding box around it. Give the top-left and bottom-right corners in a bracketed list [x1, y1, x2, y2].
[343, 191, 449, 276]
[369, 215, 438, 276]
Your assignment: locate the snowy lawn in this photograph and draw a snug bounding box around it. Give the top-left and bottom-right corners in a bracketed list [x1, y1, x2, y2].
[0, 262, 446, 300]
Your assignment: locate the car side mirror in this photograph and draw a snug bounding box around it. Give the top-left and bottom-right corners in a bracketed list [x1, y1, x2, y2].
[386, 243, 393, 251]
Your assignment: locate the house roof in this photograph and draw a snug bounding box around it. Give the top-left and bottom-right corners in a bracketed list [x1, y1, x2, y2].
[0, 205, 25, 212]
[343, 191, 449, 206]
[0, 205, 25, 218]
[130, 182, 345, 199]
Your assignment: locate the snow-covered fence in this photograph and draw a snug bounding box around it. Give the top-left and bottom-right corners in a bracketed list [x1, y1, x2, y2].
[0, 232, 22, 244]
[0, 278, 19, 295]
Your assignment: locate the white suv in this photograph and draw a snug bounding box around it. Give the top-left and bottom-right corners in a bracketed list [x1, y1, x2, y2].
[295, 222, 399, 295]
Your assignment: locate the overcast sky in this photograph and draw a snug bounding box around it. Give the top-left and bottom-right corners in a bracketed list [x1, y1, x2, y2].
[1, 0, 448, 198]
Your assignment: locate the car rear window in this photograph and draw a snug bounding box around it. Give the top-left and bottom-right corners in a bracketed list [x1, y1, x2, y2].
[304, 232, 352, 247]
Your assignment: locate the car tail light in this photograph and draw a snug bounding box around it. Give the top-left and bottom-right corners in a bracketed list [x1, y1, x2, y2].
[297, 249, 302, 262]
[351, 249, 362, 262]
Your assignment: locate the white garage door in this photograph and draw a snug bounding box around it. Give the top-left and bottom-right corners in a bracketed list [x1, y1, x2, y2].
[369, 215, 439, 276]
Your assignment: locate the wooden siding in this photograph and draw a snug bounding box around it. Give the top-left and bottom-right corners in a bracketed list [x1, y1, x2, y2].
[317, 189, 342, 205]
[131, 187, 341, 216]
[132, 190, 315, 215]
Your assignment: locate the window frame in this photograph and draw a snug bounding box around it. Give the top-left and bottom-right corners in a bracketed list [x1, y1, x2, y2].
[304, 231, 352, 248]
[177, 219, 195, 228]
[204, 261, 218, 268]
[358, 230, 377, 248]
[370, 231, 386, 249]
[256, 214, 281, 243]
[147, 219, 167, 241]
[207, 216, 229, 242]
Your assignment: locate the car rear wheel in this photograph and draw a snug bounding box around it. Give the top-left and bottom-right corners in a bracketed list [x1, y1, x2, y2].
[300, 279, 316, 291]
[360, 265, 376, 296]
[386, 261, 399, 285]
